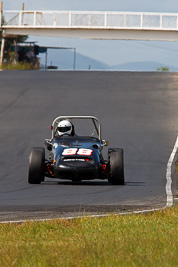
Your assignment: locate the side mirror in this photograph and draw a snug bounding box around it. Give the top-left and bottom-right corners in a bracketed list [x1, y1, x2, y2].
[44, 139, 52, 151]
[101, 140, 109, 146]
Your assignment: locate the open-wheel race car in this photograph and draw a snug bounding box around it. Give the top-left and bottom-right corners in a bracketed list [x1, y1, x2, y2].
[28, 116, 125, 185]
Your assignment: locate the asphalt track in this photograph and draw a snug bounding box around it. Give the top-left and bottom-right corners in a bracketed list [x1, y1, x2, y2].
[0, 71, 177, 221]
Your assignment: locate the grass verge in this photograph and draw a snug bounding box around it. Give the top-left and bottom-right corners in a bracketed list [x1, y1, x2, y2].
[0, 62, 32, 70]
[0, 206, 177, 267]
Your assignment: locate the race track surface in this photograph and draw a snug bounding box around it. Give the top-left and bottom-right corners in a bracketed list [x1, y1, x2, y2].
[0, 71, 177, 221]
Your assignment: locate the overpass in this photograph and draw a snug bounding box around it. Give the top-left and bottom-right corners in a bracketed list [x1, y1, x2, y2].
[1, 10, 178, 41]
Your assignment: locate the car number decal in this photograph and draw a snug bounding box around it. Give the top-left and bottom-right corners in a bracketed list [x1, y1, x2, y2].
[62, 148, 93, 156]
[77, 148, 93, 156]
[62, 148, 78, 155]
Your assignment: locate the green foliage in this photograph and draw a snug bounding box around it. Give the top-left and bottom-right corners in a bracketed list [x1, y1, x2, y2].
[157, 66, 170, 72]
[2, 35, 28, 62]
[0, 15, 4, 43]
[0, 206, 177, 267]
[0, 62, 32, 70]
[1, 13, 5, 26]
[0, 15, 28, 62]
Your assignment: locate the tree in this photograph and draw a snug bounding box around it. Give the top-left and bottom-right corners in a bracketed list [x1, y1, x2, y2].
[4, 35, 28, 62]
[0, 15, 28, 63]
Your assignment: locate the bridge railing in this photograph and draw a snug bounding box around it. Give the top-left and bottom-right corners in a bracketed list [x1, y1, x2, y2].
[1, 11, 178, 30]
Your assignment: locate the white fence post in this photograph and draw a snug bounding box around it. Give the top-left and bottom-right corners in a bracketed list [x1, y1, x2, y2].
[69, 11, 71, 27]
[54, 13, 56, 26]
[33, 11, 36, 26]
[104, 12, 107, 27]
[160, 14, 162, 29]
[141, 13, 143, 28]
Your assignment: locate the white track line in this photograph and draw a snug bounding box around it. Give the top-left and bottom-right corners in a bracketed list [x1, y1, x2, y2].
[0, 207, 165, 224]
[166, 136, 178, 207]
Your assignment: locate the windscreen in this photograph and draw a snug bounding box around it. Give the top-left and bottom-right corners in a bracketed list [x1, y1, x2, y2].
[58, 118, 100, 139]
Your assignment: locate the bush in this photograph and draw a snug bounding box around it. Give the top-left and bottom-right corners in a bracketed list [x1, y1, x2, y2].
[157, 66, 169, 72]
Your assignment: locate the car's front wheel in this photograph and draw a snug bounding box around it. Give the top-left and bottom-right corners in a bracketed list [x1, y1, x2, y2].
[28, 147, 45, 184]
[108, 148, 125, 185]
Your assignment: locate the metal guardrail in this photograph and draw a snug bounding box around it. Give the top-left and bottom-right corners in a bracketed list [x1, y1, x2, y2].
[1, 11, 178, 30]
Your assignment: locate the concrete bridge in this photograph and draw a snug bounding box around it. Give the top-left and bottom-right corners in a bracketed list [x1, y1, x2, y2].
[1, 10, 178, 41]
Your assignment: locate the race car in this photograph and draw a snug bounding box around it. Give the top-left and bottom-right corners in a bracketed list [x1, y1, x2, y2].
[28, 116, 125, 185]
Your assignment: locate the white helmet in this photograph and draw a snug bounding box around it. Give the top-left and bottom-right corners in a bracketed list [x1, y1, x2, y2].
[57, 120, 72, 136]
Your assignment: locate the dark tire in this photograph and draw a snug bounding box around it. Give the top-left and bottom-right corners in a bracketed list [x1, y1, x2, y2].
[28, 147, 45, 184]
[108, 148, 125, 185]
[72, 179, 82, 182]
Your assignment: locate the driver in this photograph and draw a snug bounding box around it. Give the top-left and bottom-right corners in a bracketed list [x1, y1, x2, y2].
[45, 120, 75, 153]
[57, 120, 75, 136]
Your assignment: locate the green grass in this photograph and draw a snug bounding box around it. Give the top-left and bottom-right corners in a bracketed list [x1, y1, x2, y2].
[0, 206, 177, 267]
[0, 62, 32, 70]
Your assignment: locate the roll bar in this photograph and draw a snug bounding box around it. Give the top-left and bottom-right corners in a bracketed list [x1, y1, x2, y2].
[50, 115, 101, 141]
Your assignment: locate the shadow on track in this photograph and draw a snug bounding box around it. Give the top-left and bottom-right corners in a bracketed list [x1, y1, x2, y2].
[42, 180, 111, 186]
[41, 180, 144, 186]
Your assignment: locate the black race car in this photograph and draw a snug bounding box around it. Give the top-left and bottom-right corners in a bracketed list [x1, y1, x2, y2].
[28, 116, 125, 185]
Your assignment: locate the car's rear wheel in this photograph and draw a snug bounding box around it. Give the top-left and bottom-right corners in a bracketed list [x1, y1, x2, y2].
[72, 180, 82, 183]
[28, 147, 45, 184]
[108, 148, 125, 185]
